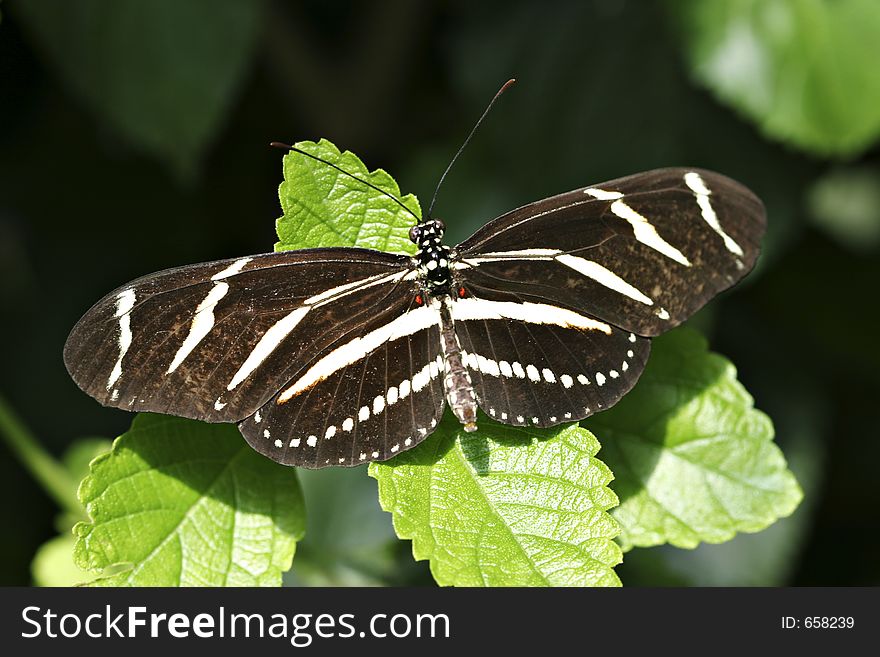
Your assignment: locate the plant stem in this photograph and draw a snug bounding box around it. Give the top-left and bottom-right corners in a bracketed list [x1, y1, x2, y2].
[0, 394, 81, 515]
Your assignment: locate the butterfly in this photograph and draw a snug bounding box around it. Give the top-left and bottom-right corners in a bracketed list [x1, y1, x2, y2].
[63, 84, 765, 469]
[64, 163, 764, 468]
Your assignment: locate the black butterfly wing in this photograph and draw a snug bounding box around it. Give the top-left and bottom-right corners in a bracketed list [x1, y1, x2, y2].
[64, 248, 419, 424]
[449, 287, 651, 427]
[454, 168, 766, 337]
[239, 295, 447, 468]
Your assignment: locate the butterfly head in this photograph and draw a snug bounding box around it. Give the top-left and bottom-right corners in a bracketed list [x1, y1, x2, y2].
[409, 218, 446, 245]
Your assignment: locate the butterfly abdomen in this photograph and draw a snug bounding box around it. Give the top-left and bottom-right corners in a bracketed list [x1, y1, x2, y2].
[438, 296, 478, 431]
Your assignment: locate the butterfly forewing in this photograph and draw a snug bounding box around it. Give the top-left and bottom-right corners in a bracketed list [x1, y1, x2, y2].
[63, 248, 416, 423]
[239, 297, 446, 468]
[455, 168, 765, 336]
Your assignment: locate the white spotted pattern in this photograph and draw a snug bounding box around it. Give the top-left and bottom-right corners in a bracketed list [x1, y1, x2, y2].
[526, 364, 541, 382]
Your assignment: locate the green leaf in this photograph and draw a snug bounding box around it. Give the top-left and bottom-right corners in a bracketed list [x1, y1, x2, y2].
[276, 139, 420, 253]
[369, 414, 622, 587]
[73, 414, 305, 586]
[673, 0, 880, 157]
[12, 0, 261, 178]
[584, 329, 802, 551]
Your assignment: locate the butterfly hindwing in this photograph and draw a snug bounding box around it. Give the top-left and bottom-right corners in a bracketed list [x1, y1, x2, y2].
[450, 289, 651, 427]
[239, 297, 446, 467]
[455, 168, 765, 336]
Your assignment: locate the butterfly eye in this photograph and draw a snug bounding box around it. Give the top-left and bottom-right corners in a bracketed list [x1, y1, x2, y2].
[434, 218, 446, 232]
[408, 225, 420, 242]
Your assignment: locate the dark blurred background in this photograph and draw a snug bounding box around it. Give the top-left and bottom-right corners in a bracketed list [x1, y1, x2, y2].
[1, 0, 878, 586]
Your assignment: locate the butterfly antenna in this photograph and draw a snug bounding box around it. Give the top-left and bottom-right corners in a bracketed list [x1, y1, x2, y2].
[426, 78, 516, 219]
[270, 142, 420, 222]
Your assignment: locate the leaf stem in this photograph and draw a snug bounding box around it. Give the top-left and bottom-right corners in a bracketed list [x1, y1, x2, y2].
[0, 394, 82, 515]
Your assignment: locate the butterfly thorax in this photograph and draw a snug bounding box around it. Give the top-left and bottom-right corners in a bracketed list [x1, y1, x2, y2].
[410, 219, 452, 292]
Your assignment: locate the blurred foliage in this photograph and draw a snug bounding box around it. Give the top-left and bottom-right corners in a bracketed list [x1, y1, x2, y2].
[285, 466, 403, 587]
[807, 166, 880, 250]
[674, 0, 880, 158]
[1, 0, 878, 586]
[31, 437, 109, 586]
[11, 0, 263, 179]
